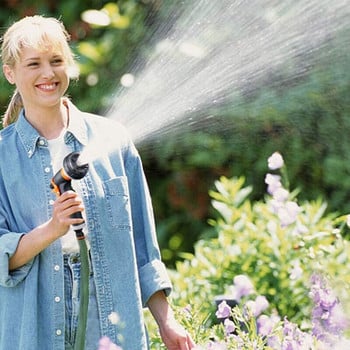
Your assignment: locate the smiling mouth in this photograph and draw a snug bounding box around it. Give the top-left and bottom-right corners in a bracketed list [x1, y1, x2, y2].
[36, 82, 59, 91]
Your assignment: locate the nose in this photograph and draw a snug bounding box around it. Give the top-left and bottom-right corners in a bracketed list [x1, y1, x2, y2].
[42, 63, 55, 79]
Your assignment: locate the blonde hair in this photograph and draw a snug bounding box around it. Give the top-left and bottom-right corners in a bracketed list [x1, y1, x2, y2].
[1, 15, 79, 127]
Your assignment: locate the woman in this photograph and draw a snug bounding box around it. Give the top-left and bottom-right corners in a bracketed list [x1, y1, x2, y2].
[0, 15, 195, 350]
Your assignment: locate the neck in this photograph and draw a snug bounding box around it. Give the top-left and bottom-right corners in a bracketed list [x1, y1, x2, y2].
[24, 99, 69, 139]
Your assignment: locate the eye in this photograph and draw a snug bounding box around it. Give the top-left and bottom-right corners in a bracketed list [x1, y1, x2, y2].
[51, 58, 64, 65]
[27, 61, 39, 67]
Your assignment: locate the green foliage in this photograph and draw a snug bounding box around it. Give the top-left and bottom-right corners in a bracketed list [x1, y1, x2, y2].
[165, 162, 350, 328]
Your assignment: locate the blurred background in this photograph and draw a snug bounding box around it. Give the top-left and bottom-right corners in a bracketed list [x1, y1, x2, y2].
[1, 0, 350, 267]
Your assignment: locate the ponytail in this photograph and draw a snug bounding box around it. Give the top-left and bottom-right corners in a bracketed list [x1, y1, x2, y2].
[2, 89, 23, 127]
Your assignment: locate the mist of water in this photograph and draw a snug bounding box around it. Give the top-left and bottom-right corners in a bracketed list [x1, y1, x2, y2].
[79, 0, 350, 163]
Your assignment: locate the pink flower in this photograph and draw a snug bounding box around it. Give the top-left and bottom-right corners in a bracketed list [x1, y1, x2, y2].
[98, 336, 122, 350]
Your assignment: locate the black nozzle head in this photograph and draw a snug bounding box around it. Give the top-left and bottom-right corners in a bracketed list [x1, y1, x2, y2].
[63, 152, 89, 180]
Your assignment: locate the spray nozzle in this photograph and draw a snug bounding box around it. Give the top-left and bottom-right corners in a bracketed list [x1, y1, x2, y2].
[50, 151, 89, 196]
[50, 152, 89, 239]
[63, 152, 89, 180]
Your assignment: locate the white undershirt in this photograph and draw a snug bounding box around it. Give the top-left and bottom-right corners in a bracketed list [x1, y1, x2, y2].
[47, 131, 88, 254]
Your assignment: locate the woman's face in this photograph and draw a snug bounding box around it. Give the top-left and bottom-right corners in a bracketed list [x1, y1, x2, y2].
[3, 45, 70, 111]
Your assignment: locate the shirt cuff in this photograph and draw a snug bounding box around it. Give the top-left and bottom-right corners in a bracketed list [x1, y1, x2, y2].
[139, 259, 172, 306]
[0, 233, 34, 287]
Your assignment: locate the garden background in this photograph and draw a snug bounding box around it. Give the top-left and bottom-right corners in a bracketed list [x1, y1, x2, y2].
[1, 1, 350, 348]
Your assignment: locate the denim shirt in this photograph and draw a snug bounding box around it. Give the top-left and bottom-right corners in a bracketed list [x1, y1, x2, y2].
[0, 101, 172, 350]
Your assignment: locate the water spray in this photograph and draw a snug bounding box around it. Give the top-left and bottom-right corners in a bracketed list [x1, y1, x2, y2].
[106, 0, 350, 145]
[76, 1, 350, 167]
[50, 151, 89, 350]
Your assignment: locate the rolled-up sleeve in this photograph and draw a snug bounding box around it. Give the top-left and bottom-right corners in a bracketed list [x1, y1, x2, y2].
[139, 259, 172, 306]
[124, 142, 173, 305]
[0, 232, 33, 287]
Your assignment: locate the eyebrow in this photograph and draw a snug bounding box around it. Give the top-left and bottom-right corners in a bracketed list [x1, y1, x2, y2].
[24, 54, 63, 62]
[24, 57, 40, 61]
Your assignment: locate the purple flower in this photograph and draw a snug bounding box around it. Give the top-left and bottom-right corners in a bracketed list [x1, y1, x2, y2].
[310, 274, 350, 343]
[231, 275, 254, 301]
[224, 318, 235, 335]
[268, 152, 284, 170]
[254, 295, 269, 315]
[245, 295, 269, 317]
[257, 314, 280, 337]
[215, 300, 231, 319]
[282, 318, 314, 350]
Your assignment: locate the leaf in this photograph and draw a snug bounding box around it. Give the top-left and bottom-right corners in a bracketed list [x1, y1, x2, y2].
[77, 42, 104, 63]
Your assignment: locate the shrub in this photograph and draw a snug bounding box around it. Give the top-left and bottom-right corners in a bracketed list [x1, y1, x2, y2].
[147, 152, 350, 348]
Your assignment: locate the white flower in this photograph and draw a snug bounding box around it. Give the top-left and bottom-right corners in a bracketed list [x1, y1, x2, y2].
[108, 312, 119, 325]
[296, 221, 308, 235]
[268, 152, 284, 170]
[265, 173, 282, 195]
[277, 201, 302, 227]
[346, 214, 350, 228]
[269, 199, 284, 214]
[272, 187, 289, 202]
[289, 260, 303, 280]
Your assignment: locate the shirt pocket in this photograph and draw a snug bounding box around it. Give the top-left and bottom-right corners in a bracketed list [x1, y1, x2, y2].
[102, 177, 131, 230]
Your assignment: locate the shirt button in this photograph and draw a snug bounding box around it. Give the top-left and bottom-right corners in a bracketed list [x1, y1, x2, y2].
[54, 296, 61, 303]
[49, 199, 55, 205]
[54, 265, 60, 271]
[44, 167, 51, 173]
[39, 139, 45, 146]
[56, 329, 62, 336]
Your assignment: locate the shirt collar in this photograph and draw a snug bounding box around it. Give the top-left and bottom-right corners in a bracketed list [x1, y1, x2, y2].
[15, 98, 88, 158]
[64, 98, 89, 147]
[15, 110, 40, 158]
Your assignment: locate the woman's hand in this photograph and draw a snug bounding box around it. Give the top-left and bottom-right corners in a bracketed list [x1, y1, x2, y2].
[158, 317, 196, 350]
[147, 291, 196, 350]
[9, 191, 85, 270]
[50, 190, 85, 238]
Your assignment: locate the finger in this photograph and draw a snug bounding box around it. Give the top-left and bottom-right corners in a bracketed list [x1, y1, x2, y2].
[53, 197, 84, 221]
[179, 341, 190, 350]
[55, 195, 84, 211]
[187, 334, 196, 349]
[56, 190, 79, 202]
[178, 333, 195, 350]
[64, 205, 85, 218]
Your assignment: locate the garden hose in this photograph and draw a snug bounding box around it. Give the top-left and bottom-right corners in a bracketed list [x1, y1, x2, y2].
[51, 152, 90, 350]
[75, 233, 90, 350]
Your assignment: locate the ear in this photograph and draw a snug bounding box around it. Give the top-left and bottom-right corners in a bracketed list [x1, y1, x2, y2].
[2, 65, 16, 84]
